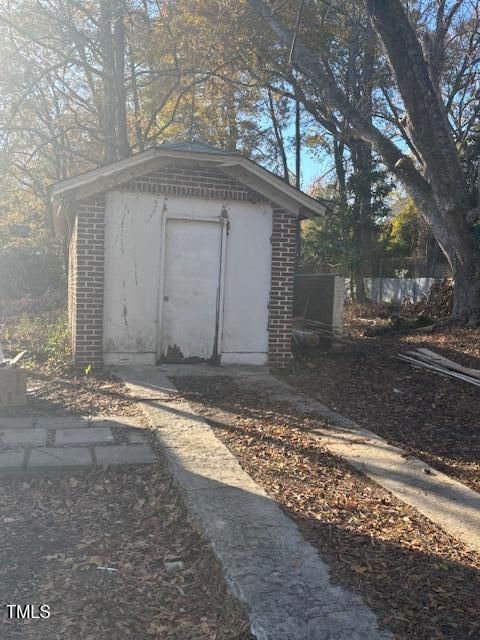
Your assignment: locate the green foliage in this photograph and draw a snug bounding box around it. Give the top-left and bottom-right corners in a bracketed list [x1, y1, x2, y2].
[384, 198, 422, 257]
[299, 167, 394, 274]
[1, 311, 71, 368]
[300, 198, 351, 273]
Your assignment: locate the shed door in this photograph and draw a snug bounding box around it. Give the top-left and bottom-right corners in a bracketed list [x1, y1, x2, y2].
[160, 218, 223, 362]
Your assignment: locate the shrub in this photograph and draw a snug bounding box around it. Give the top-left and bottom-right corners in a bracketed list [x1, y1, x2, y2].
[1, 310, 71, 368]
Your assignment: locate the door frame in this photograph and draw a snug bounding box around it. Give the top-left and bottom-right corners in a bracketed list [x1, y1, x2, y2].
[156, 214, 228, 362]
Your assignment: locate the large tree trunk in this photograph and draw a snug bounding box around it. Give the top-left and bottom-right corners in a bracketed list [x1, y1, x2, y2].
[249, 0, 480, 324]
[452, 262, 480, 325]
[364, 0, 480, 323]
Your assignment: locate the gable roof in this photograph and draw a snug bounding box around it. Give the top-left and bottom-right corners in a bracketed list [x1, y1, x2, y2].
[49, 141, 327, 218]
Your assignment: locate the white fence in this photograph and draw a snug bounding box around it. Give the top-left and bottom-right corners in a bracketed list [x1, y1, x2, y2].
[363, 277, 440, 304]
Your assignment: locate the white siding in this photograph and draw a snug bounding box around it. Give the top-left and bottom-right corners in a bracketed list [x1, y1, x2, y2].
[220, 203, 272, 363]
[103, 191, 164, 364]
[103, 191, 272, 366]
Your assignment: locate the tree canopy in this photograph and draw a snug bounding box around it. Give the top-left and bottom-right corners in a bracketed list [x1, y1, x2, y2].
[1, 0, 480, 319]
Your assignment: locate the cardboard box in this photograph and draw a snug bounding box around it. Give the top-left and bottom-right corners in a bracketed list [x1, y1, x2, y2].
[0, 367, 27, 407]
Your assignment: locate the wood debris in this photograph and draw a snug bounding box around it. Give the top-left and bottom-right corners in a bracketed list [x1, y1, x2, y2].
[293, 318, 355, 349]
[397, 348, 480, 387]
[413, 278, 454, 319]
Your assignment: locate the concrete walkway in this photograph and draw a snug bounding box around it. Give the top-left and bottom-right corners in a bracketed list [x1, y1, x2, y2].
[0, 416, 155, 473]
[118, 365, 391, 640]
[231, 367, 480, 555]
[139, 364, 480, 555]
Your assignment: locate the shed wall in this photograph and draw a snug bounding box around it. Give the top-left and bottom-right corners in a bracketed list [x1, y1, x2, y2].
[102, 192, 272, 365]
[103, 191, 163, 364]
[68, 164, 297, 369]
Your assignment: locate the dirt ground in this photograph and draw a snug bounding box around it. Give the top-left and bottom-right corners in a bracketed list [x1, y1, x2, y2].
[286, 303, 480, 492]
[174, 375, 480, 640]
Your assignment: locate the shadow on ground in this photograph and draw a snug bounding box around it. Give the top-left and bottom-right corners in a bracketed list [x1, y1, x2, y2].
[171, 374, 480, 640]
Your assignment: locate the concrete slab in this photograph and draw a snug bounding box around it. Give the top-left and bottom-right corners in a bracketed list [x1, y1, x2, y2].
[28, 447, 93, 469]
[95, 444, 155, 466]
[90, 416, 145, 429]
[117, 366, 391, 640]
[54, 428, 114, 446]
[36, 416, 90, 430]
[0, 417, 34, 430]
[0, 449, 25, 471]
[0, 428, 47, 448]
[167, 447, 261, 493]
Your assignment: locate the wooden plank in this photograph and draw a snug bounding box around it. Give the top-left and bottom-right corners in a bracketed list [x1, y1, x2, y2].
[397, 354, 480, 387]
[412, 347, 480, 380]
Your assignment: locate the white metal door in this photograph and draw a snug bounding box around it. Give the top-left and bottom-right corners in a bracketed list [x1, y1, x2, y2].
[160, 218, 223, 362]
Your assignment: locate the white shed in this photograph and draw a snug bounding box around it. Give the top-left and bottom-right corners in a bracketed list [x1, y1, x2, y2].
[50, 142, 326, 369]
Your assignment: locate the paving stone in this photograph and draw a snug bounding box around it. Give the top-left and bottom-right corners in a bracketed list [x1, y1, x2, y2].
[28, 447, 93, 469]
[0, 449, 25, 470]
[90, 416, 145, 429]
[54, 428, 114, 446]
[1, 428, 47, 447]
[0, 418, 34, 429]
[95, 444, 155, 466]
[37, 417, 90, 430]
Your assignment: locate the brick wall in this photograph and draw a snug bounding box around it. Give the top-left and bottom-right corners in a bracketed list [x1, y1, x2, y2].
[67, 216, 78, 352]
[121, 167, 266, 203]
[69, 165, 296, 369]
[70, 196, 105, 369]
[268, 208, 298, 368]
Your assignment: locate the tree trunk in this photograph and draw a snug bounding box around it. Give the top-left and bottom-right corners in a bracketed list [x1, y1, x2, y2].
[452, 264, 480, 325]
[249, 0, 480, 324]
[363, 0, 480, 323]
[100, 0, 117, 164]
[294, 93, 301, 189]
[267, 89, 290, 183]
[113, 0, 129, 159]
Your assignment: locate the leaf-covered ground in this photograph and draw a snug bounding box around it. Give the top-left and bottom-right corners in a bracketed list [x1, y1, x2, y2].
[0, 459, 252, 640]
[286, 304, 480, 492]
[173, 375, 480, 640]
[0, 322, 251, 639]
[12, 366, 143, 416]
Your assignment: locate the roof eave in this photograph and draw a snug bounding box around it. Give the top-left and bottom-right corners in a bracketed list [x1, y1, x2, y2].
[49, 148, 327, 218]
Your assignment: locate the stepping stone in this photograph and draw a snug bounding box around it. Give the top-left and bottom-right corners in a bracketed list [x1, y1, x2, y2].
[90, 416, 145, 429]
[28, 447, 93, 469]
[1, 428, 47, 447]
[95, 444, 155, 466]
[0, 418, 34, 430]
[37, 417, 90, 429]
[0, 449, 25, 472]
[54, 428, 114, 446]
